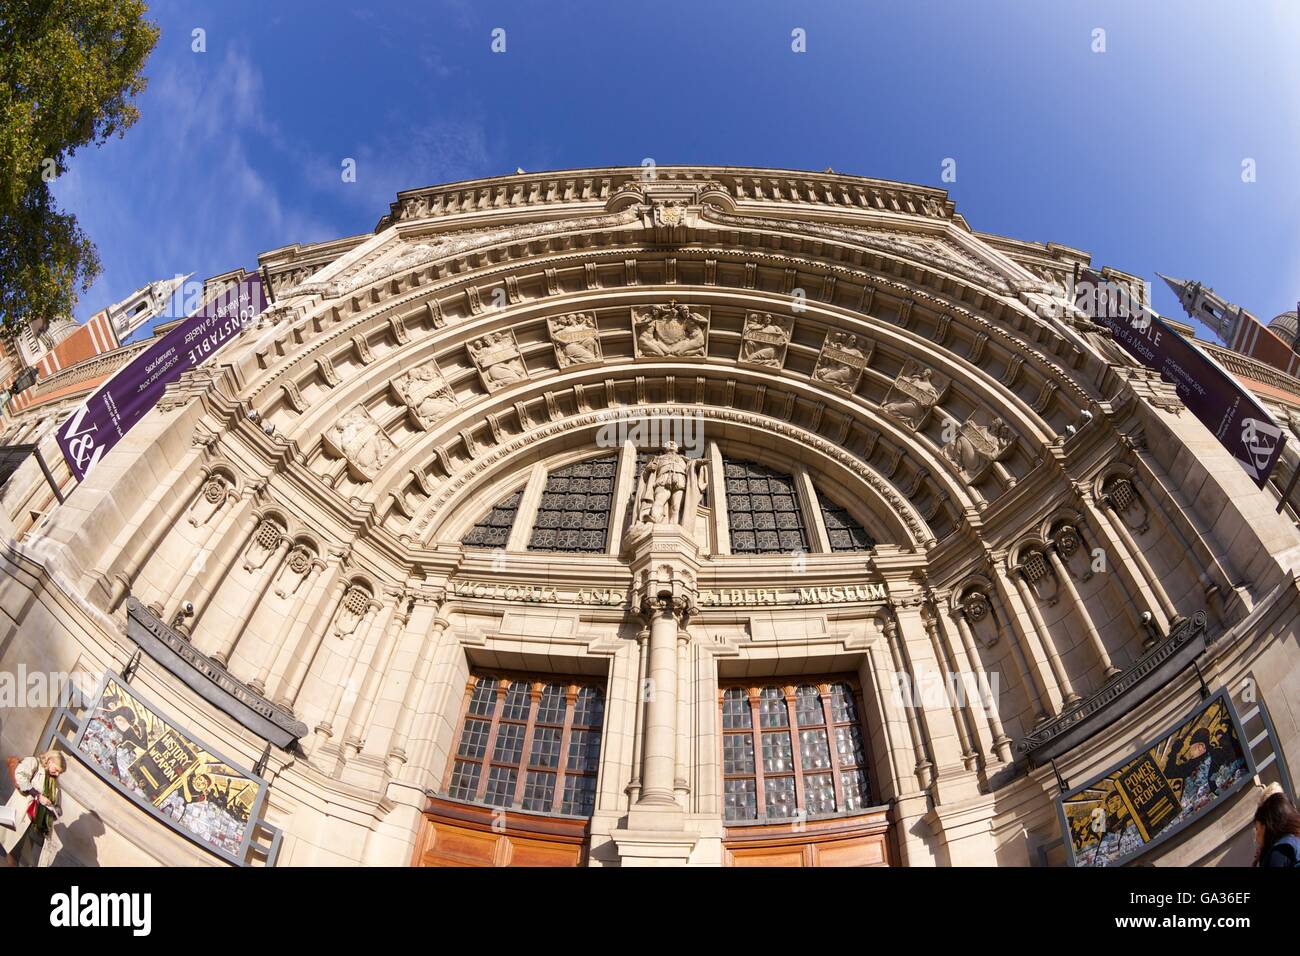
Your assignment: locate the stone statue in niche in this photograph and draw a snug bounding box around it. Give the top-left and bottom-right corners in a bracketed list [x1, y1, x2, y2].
[632, 301, 709, 358]
[942, 411, 1014, 481]
[547, 312, 603, 368]
[738, 312, 793, 368]
[882, 361, 944, 430]
[243, 520, 284, 572]
[189, 474, 232, 527]
[811, 331, 869, 392]
[323, 404, 398, 482]
[391, 359, 457, 430]
[633, 441, 709, 526]
[468, 330, 528, 391]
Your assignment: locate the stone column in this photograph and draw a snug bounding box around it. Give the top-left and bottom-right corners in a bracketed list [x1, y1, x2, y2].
[988, 555, 1060, 717]
[387, 591, 449, 776]
[639, 593, 684, 806]
[344, 591, 414, 755]
[270, 549, 351, 708]
[950, 604, 1013, 763]
[209, 527, 291, 667]
[1076, 485, 1170, 635]
[625, 625, 650, 804]
[1047, 533, 1120, 679]
[179, 505, 262, 638]
[880, 612, 933, 792]
[315, 593, 386, 740]
[674, 628, 692, 802]
[248, 551, 323, 695]
[144, 471, 234, 616]
[162, 480, 255, 627]
[1098, 484, 1180, 626]
[105, 457, 208, 612]
[921, 603, 979, 770]
[1011, 558, 1079, 705]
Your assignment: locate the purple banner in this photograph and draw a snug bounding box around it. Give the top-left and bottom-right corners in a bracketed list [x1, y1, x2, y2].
[57, 277, 267, 481]
[1073, 267, 1286, 487]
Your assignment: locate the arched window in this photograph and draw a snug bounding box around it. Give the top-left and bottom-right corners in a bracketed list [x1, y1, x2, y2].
[461, 489, 522, 549]
[817, 491, 876, 552]
[527, 455, 617, 553]
[722, 459, 807, 554]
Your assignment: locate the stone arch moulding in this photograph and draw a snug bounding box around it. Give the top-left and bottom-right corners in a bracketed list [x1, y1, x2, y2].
[234, 213, 1097, 446]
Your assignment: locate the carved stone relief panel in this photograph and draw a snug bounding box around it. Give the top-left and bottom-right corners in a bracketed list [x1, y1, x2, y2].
[333, 585, 373, 638]
[274, 546, 316, 598]
[942, 410, 1014, 481]
[468, 330, 529, 391]
[243, 519, 285, 572]
[811, 331, 869, 393]
[632, 302, 709, 358]
[547, 312, 603, 368]
[737, 312, 793, 369]
[189, 474, 232, 527]
[391, 358, 458, 430]
[882, 361, 946, 430]
[323, 404, 399, 482]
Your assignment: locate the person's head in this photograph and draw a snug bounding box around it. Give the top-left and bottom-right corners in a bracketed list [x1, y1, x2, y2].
[40, 750, 66, 777]
[1254, 790, 1300, 848]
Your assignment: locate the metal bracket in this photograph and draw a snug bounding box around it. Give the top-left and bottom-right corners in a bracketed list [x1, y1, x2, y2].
[121, 648, 143, 684]
[1050, 758, 1069, 793]
[1192, 658, 1211, 699]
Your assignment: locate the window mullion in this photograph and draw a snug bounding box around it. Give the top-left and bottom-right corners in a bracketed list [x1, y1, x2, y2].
[554, 685, 578, 814]
[783, 686, 806, 817]
[511, 682, 542, 808]
[820, 683, 847, 812]
[747, 689, 765, 820]
[475, 683, 509, 803]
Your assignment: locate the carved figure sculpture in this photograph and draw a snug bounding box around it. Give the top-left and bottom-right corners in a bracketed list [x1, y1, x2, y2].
[633, 441, 709, 526]
[548, 312, 603, 368]
[739, 312, 793, 368]
[811, 331, 868, 392]
[883, 363, 941, 430]
[469, 331, 528, 390]
[392, 359, 457, 430]
[943, 413, 1014, 480]
[323, 404, 397, 482]
[633, 302, 709, 358]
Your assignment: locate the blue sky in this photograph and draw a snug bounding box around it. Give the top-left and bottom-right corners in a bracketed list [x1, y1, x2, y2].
[52, 0, 1300, 341]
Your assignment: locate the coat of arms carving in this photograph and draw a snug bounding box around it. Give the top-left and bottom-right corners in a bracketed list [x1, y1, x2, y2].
[391, 358, 458, 430]
[811, 331, 870, 393]
[738, 312, 793, 369]
[882, 360, 946, 430]
[632, 301, 709, 358]
[547, 312, 603, 368]
[323, 404, 398, 482]
[468, 330, 529, 392]
[942, 410, 1014, 481]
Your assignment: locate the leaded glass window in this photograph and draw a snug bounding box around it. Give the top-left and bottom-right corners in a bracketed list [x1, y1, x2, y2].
[528, 455, 617, 553]
[720, 680, 873, 823]
[817, 491, 877, 552]
[446, 673, 606, 818]
[723, 459, 808, 554]
[462, 490, 521, 549]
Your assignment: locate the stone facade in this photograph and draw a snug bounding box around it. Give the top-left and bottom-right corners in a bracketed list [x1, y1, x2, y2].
[2, 165, 1300, 867]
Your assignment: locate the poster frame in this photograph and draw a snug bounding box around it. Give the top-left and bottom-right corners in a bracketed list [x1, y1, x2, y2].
[1056, 687, 1256, 867]
[67, 670, 276, 867]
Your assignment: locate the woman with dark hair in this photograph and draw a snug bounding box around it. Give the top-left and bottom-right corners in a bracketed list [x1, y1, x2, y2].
[1254, 786, 1300, 867]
